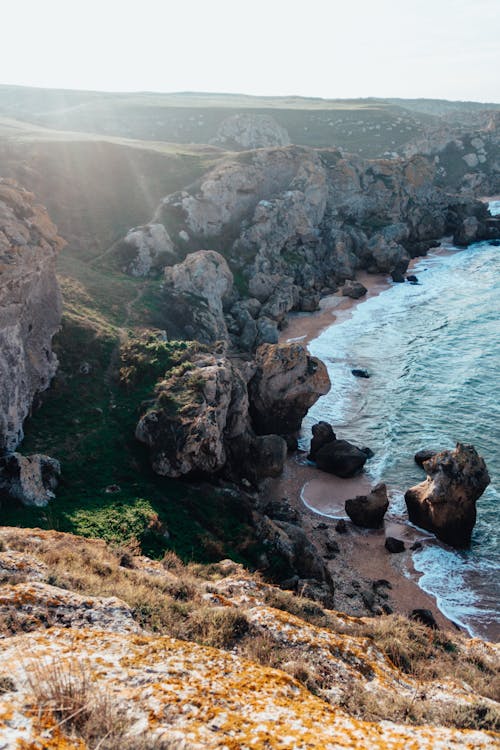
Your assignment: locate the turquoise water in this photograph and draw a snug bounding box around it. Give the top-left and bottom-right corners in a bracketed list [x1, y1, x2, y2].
[302, 201, 500, 639]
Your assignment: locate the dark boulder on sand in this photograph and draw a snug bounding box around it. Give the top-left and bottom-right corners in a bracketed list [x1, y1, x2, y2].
[315, 439, 368, 478]
[308, 421, 336, 460]
[341, 280, 367, 299]
[405, 443, 490, 548]
[345, 483, 389, 529]
[385, 537, 405, 553]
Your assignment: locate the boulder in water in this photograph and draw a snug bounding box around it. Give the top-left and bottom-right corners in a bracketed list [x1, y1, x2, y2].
[404, 443, 490, 548]
[414, 449, 438, 468]
[351, 368, 370, 378]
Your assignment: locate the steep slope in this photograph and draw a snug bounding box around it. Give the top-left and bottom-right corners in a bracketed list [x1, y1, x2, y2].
[0, 180, 64, 453]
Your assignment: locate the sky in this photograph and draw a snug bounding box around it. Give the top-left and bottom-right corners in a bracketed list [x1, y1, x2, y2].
[1, 0, 499, 102]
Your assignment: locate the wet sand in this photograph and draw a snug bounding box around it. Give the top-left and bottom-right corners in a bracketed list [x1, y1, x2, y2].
[266, 270, 461, 633]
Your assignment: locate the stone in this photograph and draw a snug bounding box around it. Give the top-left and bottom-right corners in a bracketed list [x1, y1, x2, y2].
[162, 250, 233, 343]
[404, 443, 490, 548]
[335, 519, 348, 534]
[136, 353, 246, 478]
[0, 453, 60, 507]
[249, 343, 330, 436]
[308, 421, 336, 460]
[314, 439, 368, 478]
[414, 449, 438, 468]
[351, 369, 370, 378]
[385, 537, 405, 553]
[345, 483, 389, 529]
[263, 498, 299, 525]
[406, 274, 418, 283]
[341, 280, 367, 299]
[0, 180, 63, 453]
[120, 223, 176, 276]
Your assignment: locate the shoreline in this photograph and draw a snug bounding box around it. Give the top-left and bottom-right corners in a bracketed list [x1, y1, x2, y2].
[269, 262, 466, 635]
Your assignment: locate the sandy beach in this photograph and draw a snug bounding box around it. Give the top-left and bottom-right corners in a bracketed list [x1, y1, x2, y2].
[266, 270, 461, 633]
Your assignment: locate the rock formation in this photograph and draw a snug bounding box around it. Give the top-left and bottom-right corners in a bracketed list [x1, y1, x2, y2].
[249, 343, 330, 438]
[405, 443, 490, 547]
[210, 113, 291, 150]
[0, 452, 60, 507]
[314, 439, 368, 478]
[136, 341, 329, 482]
[345, 483, 389, 528]
[308, 421, 336, 460]
[119, 222, 176, 276]
[162, 250, 234, 343]
[0, 179, 64, 454]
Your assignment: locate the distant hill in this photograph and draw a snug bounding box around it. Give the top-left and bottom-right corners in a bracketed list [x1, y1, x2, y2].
[4, 85, 498, 158]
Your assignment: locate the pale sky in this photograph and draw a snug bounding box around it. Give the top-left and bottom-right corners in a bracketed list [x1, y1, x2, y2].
[1, 0, 499, 102]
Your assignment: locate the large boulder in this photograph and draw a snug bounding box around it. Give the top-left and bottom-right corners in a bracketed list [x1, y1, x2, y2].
[404, 443, 490, 548]
[249, 343, 330, 437]
[0, 453, 60, 507]
[345, 483, 389, 528]
[0, 180, 64, 453]
[308, 421, 336, 460]
[314, 439, 368, 478]
[341, 280, 367, 299]
[162, 250, 233, 343]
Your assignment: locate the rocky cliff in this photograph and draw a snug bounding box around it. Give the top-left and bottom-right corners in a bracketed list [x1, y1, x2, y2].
[123, 145, 498, 354]
[0, 527, 498, 748]
[0, 179, 63, 454]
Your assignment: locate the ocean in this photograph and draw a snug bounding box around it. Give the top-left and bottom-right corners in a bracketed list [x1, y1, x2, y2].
[300, 200, 500, 640]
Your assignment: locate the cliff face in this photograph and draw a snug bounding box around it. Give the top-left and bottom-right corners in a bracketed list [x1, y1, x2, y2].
[0, 179, 63, 454]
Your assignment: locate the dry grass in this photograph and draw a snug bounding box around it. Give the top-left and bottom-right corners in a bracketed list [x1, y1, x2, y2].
[3, 529, 500, 733]
[25, 657, 129, 748]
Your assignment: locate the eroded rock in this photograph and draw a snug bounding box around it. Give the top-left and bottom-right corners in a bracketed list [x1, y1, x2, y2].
[249, 343, 330, 437]
[162, 250, 233, 342]
[0, 453, 60, 507]
[345, 483, 389, 529]
[404, 443, 490, 547]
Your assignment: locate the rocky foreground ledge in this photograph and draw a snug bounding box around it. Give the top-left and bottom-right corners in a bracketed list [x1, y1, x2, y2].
[0, 527, 498, 748]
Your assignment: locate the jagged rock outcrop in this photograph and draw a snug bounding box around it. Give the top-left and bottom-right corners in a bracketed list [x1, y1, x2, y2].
[405, 443, 490, 547]
[0, 179, 64, 454]
[210, 113, 291, 150]
[162, 250, 234, 343]
[345, 483, 389, 528]
[135, 349, 287, 481]
[249, 343, 330, 438]
[0, 452, 60, 507]
[119, 222, 176, 276]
